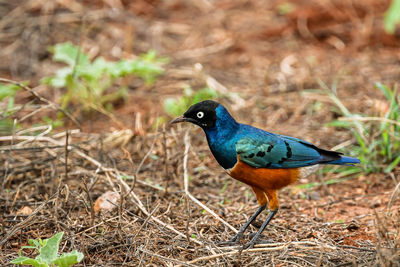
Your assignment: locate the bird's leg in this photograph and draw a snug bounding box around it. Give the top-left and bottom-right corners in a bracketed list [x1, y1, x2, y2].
[219, 204, 266, 245]
[242, 208, 278, 249]
[243, 189, 280, 249]
[218, 186, 268, 246]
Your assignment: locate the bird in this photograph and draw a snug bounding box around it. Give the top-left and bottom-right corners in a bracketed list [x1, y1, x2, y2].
[171, 100, 360, 249]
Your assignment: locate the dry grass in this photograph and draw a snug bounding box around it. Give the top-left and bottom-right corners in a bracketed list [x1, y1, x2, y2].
[0, 89, 398, 265]
[0, 122, 382, 266]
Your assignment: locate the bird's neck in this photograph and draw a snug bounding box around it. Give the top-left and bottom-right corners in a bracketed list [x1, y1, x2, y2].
[203, 106, 239, 169]
[204, 106, 239, 141]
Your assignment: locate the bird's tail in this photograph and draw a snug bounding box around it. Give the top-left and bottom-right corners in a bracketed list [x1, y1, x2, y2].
[326, 156, 361, 166]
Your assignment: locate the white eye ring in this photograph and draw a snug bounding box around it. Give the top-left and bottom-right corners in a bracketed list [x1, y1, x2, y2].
[196, 111, 204, 119]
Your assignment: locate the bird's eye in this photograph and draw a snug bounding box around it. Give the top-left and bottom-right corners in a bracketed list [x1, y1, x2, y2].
[196, 111, 204, 119]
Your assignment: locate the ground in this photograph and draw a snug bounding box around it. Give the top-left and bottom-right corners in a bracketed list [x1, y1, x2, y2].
[0, 0, 399, 266]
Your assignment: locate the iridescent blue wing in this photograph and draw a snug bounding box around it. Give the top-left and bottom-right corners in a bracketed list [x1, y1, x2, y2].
[235, 134, 330, 169]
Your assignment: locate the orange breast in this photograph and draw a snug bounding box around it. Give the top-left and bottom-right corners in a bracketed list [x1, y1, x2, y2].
[228, 160, 300, 191]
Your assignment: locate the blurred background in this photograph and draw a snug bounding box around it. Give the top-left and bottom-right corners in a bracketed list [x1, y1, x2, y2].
[1, 0, 399, 266]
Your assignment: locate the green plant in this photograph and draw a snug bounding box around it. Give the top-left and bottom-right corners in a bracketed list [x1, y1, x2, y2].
[163, 87, 220, 117]
[322, 81, 400, 174]
[384, 0, 400, 34]
[277, 2, 294, 15]
[42, 42, 166, 112]
[11, 232, 83, 267]
[0, 83, 21, 134]
[42, 116, 64, 128]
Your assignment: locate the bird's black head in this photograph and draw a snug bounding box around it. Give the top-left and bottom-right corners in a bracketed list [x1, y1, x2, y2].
[170, 100, 219, 129]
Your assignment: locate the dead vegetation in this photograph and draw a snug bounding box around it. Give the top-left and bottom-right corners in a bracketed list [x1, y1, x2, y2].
[1, 0, 400, 266]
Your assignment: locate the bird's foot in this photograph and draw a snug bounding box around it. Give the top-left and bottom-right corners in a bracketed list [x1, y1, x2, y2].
[241, 233, 271, 250]
[241, 239, 273, 250]
[216, 232, 243, 246]
[242, 240, 256, 250]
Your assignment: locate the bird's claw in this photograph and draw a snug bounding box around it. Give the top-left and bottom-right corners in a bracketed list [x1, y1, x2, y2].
[241, 237, 272, 250]
[242, 241, 255, 250]
[216, 233, 243, 246]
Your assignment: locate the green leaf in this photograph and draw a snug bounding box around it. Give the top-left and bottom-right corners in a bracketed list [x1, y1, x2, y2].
[41, 68, 73, 88]
[81, 57, 111, 82]
[140, 49, 169, 64]
[51, 42, 89, 67]
[384, 0, 400, 34]
[192, 87, 218, 103]
[163, 98, 183, 117]
[6, 95, 15, 112]
[0, 84, 21, 101]
[43, 43, 166, 112]
[42, 116, 64, 128]
[28, 239, 40, 248]
[375, 82, 392, 100]
[163, 87, 220, 117]
[332, 168, 362, 178]
[36, 232, 64, 264]
[10, 256, 48, 267]
[294, 182, 318, 190]
[325, 120, 351, 128]
[52, 250, 84, 267]
[0, 118, 15, 136]
[384, 155, 400, 173]
[111, 58, 164, 83]
[277, 2, 294, 15]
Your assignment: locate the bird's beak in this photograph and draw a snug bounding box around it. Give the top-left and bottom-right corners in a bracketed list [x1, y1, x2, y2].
[170, 115, 186, 124]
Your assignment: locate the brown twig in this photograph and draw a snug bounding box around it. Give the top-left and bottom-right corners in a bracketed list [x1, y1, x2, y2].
[131, 202, 160, 241]
[182, 130, 237, 233]
[81, 177, 95, 227]
[162, 124, 171, 195]
[0, 78, 81, 129]
[187, 243, 290, 264]
[64, 130, 69, 181]
[185, 195, 191, 244]
[138, 247, 197, 267]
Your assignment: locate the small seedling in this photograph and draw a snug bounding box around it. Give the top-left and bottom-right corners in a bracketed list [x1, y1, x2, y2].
[155, 86, 220, 129]
[42, 42, 166, 114]
[277, 2, 294, 15]
[42, 116, 64, 128]
[0, 83, 21, 134]
[0, 83, 21, 114]
[384, 0, 400, 34]
[10, 232, 83, 267]
[163, 87, 220, 117]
